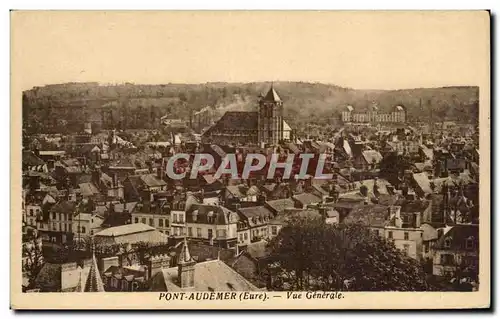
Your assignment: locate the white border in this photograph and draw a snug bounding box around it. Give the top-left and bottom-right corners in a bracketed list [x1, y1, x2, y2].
[4, 1, 498, 317]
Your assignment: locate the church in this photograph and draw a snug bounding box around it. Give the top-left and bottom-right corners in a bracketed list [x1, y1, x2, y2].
[201, 85, 292, 146]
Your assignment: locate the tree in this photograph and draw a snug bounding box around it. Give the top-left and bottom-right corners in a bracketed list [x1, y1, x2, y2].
[23, 235, 45, 289]
[266, 216, 434, 291]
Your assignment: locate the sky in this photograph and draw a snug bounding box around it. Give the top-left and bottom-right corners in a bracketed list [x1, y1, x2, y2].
[11, 11, 490, 91]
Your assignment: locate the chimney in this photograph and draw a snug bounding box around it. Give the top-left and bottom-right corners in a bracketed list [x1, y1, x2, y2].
[156, 165, 163, 180]
[414, 212, 421, 228]
[100, 256, 119, 273]
[112, 173, 118, 188]
[178, 238, 196, 288]
[258, 194, 267, 205]
[149, 254, 170, 279]
[360, 184, 368, 197]
[394, 206, 402, 228]
[386, 185, 394, 195]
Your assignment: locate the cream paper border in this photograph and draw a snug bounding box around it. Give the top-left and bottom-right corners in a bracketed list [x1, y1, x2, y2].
[10, 10, 491, 310]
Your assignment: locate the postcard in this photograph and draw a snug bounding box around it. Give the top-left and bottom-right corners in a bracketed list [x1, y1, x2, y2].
[10, 10, 490, 310]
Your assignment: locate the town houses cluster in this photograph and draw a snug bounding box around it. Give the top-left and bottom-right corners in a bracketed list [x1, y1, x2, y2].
[22, 85, 480, 292]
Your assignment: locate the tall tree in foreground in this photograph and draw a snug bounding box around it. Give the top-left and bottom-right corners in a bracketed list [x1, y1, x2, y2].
[266, 216, 434, 291]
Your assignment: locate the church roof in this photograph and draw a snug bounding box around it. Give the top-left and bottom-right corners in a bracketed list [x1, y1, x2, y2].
[262, 86, 282, 102]
[83, 251, 105, 292]
[206, 111, 259, 133]
[179, 238, 194, 264]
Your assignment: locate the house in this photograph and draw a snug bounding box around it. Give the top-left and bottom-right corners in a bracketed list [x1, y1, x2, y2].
[44, 200, 77, 244]
[123, 173, 167, 202]
[73, 212, 104, 238]
[149, 239, 260, 291]
[354, 150, 383, 170]
[344, 204, 424, 260]
[236, 205, 275, 246]
[432, 224, 479, 281]
[225, 184, 261, 203]
[229, 240, 271, 288]
[264, 198, 295, 216]
[292, 192, 322, 209]
[131, 201, 171, 236]
[94, 223, 169, 246]
[185, 204, 239, 249]
[170, 193, 200, 240]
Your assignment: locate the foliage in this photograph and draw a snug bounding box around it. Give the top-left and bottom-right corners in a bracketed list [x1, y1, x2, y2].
[22, 82, 478, 134]
[266, 216, 434, 291]
[23, 236, 45, 289]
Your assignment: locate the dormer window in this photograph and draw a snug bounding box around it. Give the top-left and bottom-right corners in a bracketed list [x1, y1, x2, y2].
[444, 237, 452, 249]
[465, 236, 474, 250]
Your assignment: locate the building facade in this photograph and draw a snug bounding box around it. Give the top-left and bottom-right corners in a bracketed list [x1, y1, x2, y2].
[342, 105, 407, 124]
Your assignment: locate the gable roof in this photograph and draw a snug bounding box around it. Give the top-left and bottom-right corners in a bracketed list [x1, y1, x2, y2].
[186, 204, 238, 225]
[292, 192, 322, 206]
[95, 223, 154, 237]
[433, 224, 479, 251]
[265, 198, 295, 214]
[343, 204, 390, 227]
[362, 150, 383, 164]
[152, 260, 259, 292]
[207, 111, 259, 133]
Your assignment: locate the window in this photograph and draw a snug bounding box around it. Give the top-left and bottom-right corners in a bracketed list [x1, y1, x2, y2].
[440, 253, 454, 265]
[134, 217, 139, 223]
[173, 214, 178, 223]
[149, 218, 154, 226]
[244, 232, 248, 240]
[188, 227, 193, 237]
[159, 219, 163, 227]
[29, 209, 34, 216]
[444, 238, 452, 249]
[181, 228, 186, 236]
[197, 228, 202, 238]
[52, 212, 56, 220]
[388, 231, 393, 239]
[141, 218, 146, 224]
[208, 229, 213, 239]
[217, 229, 226, 238]
[466, 236, 474, 250]
[81, 226, 86, 233]
[68, 214, 72, 221]
[165, 219, 169, 227]
[179, 214, 184, 223]
[404, 232, 409, 240]
[402, 244, 410, 255]
[271, 226, 278, 235]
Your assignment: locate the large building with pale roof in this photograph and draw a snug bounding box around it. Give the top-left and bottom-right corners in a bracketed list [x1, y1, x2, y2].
[341, 104, 407, 123]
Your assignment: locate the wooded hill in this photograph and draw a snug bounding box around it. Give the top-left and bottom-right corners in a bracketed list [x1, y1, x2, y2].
[22, 81, 479, 133]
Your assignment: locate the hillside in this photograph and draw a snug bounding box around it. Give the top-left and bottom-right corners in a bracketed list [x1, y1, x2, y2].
[22, 81, 479, 134]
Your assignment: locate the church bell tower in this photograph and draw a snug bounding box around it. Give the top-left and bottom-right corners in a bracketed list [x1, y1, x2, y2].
[258, 84, 284, 146]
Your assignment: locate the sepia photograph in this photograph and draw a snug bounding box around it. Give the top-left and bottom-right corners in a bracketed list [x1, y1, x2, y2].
[10, 10, 490, 309]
